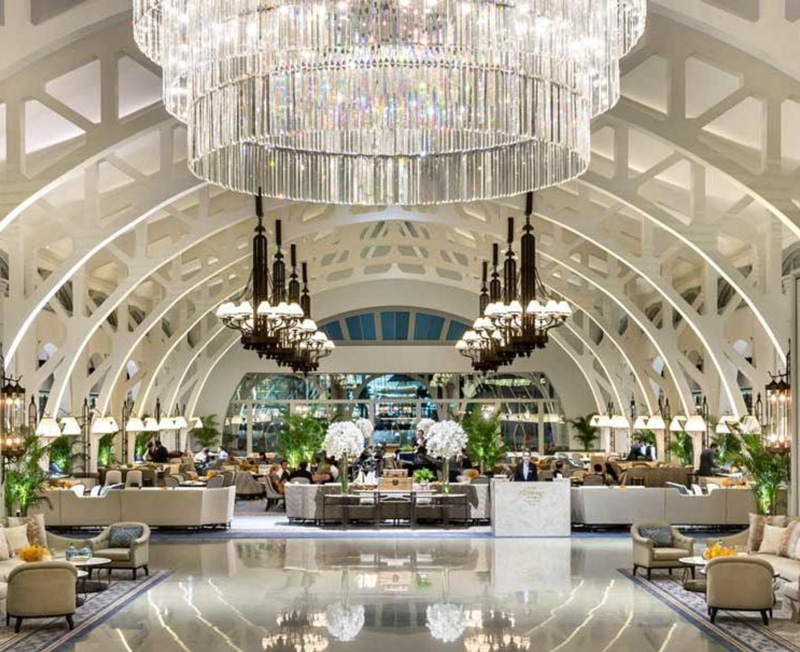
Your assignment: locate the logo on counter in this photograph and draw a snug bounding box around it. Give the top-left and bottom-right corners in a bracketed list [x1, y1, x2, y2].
[518, 486, 545, 507]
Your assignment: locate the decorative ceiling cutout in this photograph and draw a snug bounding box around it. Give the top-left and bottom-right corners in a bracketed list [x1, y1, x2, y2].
[24, 99, 85, 154]
[621, 55, 669, 114]
[781, 99, 800, 170]
[97, 160, 135, 194]
[702, 96, 764, 152]
[114, 130, 160, 176]
[45, 59, 101, 124]
[702, 0, 759, 22]
[30, 0, 86, 25]
[117, 56, 162, 119]
[685, 57, 742, 119]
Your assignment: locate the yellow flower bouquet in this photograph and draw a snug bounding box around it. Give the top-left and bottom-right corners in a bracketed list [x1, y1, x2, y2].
[18, 545, 49, 563]
[703, 541, 736, 560]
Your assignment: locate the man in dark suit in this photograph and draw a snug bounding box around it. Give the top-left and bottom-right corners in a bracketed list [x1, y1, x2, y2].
[698, 442, 719, 477]
[514, 450, 538, 482]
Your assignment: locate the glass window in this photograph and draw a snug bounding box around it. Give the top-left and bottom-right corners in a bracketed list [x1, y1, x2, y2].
[380, 311, 410, 340]
[413, 314, 444, 340]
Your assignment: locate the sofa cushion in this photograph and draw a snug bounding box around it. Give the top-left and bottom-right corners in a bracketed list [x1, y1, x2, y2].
[759, 525, 785, 555]
[3, 524, 29, 555]
[0, 528, 10, 562]
[780, 521, 800, 558]
[639, 526, 673, 548]
[109, 525, 144, 548]
[93, 548, 132, 562]
[653, 547, 691, 561]
[0, 559, 24, 582]
[7, 514, 47, 547]
[753, 553, 800, 583]
[747, 514, 788, 553]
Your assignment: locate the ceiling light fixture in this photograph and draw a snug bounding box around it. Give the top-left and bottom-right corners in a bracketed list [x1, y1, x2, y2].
[133, 0, 646, 205]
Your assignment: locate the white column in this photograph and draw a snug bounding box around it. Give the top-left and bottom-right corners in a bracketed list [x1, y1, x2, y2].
[791, 275, 800, 516]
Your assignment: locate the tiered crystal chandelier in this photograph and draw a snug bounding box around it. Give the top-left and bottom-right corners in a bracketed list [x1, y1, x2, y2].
[133, 0, 646, 205]
[216, 193, 334, 372]
[456, 192, 570, 372]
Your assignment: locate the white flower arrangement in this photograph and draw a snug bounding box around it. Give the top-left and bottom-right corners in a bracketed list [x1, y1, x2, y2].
[426, 604, 466, 643]
[354, 418, 374, 443]
[326, 604, 365, 641]
[416, 418, 435, 436]
[324, 421, 365, 460]
[424, 420, 468, 460]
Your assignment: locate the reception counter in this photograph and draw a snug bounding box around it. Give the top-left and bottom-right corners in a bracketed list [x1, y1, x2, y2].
[491, 479, 571, 537]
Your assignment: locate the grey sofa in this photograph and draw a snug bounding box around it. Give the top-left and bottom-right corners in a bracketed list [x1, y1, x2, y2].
[571, 487, 756, 527]
[31, 487, 235, 529]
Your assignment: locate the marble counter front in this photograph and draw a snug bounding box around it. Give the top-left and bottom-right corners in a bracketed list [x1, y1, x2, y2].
[490, 479, 571, 537]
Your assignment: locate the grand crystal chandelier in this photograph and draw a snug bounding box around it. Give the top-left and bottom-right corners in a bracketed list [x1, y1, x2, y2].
[456, 192, 570, 372]
[133, 0, 646, 205]
[216, 193, 335, 371]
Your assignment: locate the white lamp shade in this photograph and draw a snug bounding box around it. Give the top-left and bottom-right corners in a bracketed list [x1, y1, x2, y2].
[589, 414, 601, 427]
[715, 421, 731, 434]
[597, 415, 613, 428]
[105, 416, 119, 432]
[36, 417, 62, 438]
[191, 416, 203, 429]
[90, 417, 111, 435]
[60, 417, 82, 436]
[158, 417, 175, 430]
[610, 415, 630, 429]
[645, 415, 666, 430]
[683, 415, 707, 433]
[173, 415, 188, 429]
[632, 416, 648, 431]
[126, 417, 145, 433]
[719, 415, 738, 424]
[143, 417, 159, 432]
[669, 416, 687, 432]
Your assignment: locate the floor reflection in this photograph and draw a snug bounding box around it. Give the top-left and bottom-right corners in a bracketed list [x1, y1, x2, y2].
[61, 537, 728, 652]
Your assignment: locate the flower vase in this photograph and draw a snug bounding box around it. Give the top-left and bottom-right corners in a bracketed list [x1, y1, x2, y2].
[442, 458, 450, 494]
[340, 457, 350, 494]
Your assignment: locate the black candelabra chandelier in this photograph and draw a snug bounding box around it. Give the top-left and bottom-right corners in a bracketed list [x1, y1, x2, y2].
[456, 192, 571, 372]
[216, 191, 334, 372]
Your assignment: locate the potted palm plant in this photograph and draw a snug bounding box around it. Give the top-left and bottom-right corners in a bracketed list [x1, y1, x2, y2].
[190, 415, 221, 450]
[462, 409, 504, 475]
[669, 432, 694, 467]
[568, 415, 599, 452]
[736, 434, 788, 515]
[4, 431, 52, 516]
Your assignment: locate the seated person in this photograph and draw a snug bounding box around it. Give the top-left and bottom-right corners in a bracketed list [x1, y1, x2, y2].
[151, 440, 170, 464]
[626, 438, 645, 461]
[287, 461, 314, 483]
[513, 450, 538, 482]
[313, 456, 340, 484]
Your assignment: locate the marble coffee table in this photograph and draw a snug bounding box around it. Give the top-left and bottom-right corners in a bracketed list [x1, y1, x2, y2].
[68, 557, 113, 592]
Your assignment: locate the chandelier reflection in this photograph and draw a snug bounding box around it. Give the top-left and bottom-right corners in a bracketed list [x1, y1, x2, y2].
[133, 1, 646, 205]
[262, 610, 328, 652]
[457, 193, 571, 372]
[216, 193, 334, 372]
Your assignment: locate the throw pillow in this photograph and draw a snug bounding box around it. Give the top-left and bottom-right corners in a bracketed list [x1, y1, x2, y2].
[759, 524, 785, 555]
[780, 521, 800, 558]
[7, 514, 47, 547]
[0, 530, 10, 562]
[638, 526, 674, 548]
[109, 525, 144, 548]
[747, 513, 766, 553]
[4, 524, 30, 555]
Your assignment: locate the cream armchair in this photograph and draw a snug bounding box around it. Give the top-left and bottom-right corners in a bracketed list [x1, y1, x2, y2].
[6, 561, 77, 632]
[707, 556, 775, 625]
[87, 522, 150, 579]
[631, 521, 696, 580]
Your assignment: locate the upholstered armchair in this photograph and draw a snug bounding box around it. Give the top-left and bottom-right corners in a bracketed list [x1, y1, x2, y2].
[88, 522, 151, 579]
[6, 561, 77, 632]
[631, 521, 696, 580]
[706, 556, 775, 624]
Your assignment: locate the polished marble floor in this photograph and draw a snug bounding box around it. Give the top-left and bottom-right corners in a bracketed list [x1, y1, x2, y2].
[57, 537, 729, 652]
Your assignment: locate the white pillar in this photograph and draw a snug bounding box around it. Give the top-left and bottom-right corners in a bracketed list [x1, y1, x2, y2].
[245, 402, 253, 456]
[655, 430, 666, 462]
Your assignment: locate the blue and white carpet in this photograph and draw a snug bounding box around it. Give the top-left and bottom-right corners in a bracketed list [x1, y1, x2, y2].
[0, 570, 171, 652]
[621, 569, 800, 652]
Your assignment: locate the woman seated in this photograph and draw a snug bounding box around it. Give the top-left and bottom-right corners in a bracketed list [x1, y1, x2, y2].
[313, 456, 340, 484]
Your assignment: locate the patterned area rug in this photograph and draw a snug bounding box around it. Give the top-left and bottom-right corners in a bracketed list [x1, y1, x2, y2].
[0, 570, 171, 652]
[621, 569, 800, 652]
